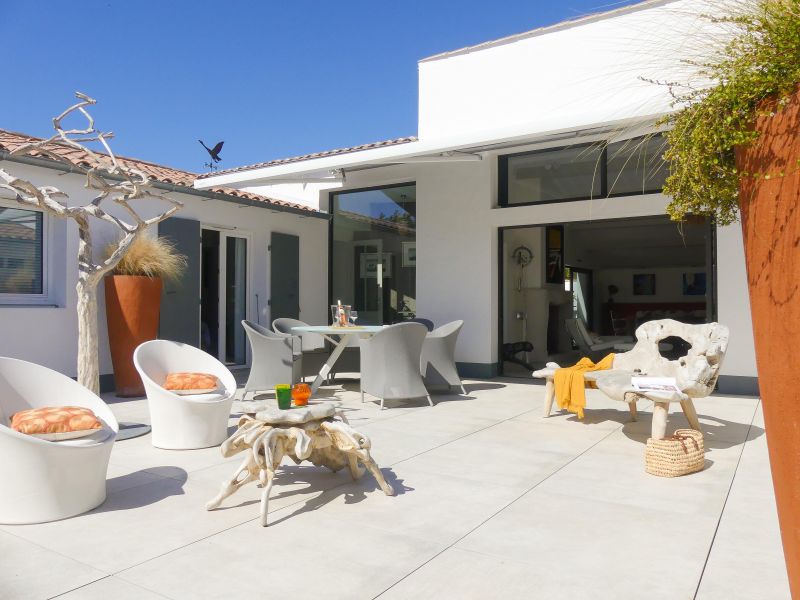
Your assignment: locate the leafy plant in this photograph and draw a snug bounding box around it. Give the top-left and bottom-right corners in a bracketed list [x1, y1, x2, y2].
[107, 235, 186, 281]
[659, 0, 800, 225]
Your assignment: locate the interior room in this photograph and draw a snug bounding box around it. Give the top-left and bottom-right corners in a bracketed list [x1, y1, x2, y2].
[501, 215, 712, 377]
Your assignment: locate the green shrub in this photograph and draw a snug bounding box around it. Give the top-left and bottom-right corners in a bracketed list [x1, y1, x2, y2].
[660, 0, 800, 225]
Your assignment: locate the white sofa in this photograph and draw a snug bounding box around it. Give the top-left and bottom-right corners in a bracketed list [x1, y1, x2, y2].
[134, 340, 236, 450]
[0, 357, 118, 524]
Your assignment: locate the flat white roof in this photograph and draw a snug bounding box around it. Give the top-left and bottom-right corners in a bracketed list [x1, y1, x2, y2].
[194, 114, 661, 189]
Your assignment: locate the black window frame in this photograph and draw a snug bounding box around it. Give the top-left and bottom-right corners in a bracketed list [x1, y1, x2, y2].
[327, 181, 417, 319]
[498, 134, 665, 207]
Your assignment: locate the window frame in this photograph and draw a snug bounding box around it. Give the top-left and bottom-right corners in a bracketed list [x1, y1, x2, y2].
[328, 181, 417, 325]
[497, 135, 665, 207]
[0, 199, 50, 305]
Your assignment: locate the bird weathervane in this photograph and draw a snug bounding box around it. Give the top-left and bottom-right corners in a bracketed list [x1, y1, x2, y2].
[199, 139, 224, 171]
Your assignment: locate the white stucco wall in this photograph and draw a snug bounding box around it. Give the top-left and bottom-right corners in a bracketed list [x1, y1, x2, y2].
[716, 223, 757, 381]
[0, 160, 328, 380]
[320, 144, 756, 382]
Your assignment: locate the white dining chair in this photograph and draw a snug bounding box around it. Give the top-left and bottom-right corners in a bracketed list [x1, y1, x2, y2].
[421, 320, 466, 394]
[360, 322, 432, 409]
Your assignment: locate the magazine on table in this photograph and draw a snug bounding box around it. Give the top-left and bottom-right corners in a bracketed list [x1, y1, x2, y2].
[631, 376, 680, 393]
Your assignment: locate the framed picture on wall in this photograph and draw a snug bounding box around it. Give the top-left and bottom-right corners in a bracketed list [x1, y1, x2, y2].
[633, 273, 656, 295]
[359, 252, 392, 279]
[545, 225, 564, 284]
[682, 272, 707, 295]
[401, 241, 416, 267]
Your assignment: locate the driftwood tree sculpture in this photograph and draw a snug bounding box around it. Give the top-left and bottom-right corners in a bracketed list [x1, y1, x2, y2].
[0, 93, 182, 393]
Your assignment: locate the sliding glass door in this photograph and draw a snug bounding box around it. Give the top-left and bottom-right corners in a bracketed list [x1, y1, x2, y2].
[330, 183, 416, 326]
[200, 227, 249, 365]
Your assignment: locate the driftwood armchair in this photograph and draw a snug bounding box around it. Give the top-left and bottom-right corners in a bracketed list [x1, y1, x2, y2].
[535, 319, 729, 439]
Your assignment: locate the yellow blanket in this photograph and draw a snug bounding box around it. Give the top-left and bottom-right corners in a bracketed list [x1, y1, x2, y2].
[554, 354, 615, 419]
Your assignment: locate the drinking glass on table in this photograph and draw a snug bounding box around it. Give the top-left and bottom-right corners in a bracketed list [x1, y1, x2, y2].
[350, 310, 358, 325]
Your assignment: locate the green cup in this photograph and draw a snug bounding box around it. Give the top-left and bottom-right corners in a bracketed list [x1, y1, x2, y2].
[275, 384, 292, 410]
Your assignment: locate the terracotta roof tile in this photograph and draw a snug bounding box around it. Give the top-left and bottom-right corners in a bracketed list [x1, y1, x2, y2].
[0, 129, 315, 212]
[198, 136, 418, 179]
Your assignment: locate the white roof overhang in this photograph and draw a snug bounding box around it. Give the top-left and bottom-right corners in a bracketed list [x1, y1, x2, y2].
[194, 113, 664, 189]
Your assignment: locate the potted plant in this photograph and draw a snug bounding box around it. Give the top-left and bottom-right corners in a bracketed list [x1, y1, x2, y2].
[105, 235, 186, 397]
[658, 1, 800, 593]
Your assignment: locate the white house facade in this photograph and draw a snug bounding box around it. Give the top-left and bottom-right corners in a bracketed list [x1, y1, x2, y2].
[0, 131, 329, 391]
[196, 0, 758, 394]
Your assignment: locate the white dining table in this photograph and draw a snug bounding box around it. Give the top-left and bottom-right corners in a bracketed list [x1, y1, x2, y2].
[291, 325, 384, 394]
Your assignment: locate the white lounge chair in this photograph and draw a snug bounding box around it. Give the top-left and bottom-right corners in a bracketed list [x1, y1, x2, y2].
[421, 320, 466, 394]
[0, 357, 118, 524]
[133, 340, 236, 449]
[360, 322, 432, 409]
[565, 317, 633, 360]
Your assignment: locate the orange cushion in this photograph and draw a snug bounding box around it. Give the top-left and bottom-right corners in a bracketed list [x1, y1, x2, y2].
[11, 406, 103, 435]
[164, 372, 220, 393]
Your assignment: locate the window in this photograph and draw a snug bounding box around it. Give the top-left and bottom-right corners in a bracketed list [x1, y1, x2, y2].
[330, 183, 416, 326]
[607, 135, 668, 196]
[0, 205, 45, 298]
[500, 144, 602, 205]
[498, 134, 667, 206]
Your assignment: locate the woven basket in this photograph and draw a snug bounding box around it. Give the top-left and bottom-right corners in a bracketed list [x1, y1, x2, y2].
[645, 429, 705, 477]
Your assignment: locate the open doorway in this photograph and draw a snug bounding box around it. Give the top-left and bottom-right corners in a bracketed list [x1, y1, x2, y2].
[500, 215, 714, 377]
[200, 227, 249, 366]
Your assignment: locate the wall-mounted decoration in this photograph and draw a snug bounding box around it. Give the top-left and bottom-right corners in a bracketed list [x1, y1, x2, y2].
[683, 272, 707, 296]
[401, 241, 416, 267]
[545, 225, 564, 284]
[359, 252, 392, 279]
[633, 273, 656, 295]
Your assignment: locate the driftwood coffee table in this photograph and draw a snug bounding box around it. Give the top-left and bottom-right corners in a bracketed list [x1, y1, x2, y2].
[206, 402, 394, 526]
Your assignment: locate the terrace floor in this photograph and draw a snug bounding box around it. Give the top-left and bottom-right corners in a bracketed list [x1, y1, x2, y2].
[0, 378, 790, 600]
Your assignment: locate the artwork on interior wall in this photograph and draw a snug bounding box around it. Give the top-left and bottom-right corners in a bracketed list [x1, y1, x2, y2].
[545, 225, 564, 284]
[401, 241, 416, 267]
[683, 272, 707, 295]
[633, 273, 656, 295]
[359, 252, 392, 279]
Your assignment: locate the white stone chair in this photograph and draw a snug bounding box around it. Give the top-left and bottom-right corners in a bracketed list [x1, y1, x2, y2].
[360, 322, 432, 409]
[534, 319, 729, 439]
[421, 320, 466, 394]
[133, 340, 236, 449]
[0, 357, 118, 524]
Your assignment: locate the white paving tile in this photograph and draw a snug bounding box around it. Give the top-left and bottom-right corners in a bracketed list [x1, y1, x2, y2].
[118, 508, 445, 600]
[53, 576, 170, 600]
[4, 381, 784, 599]
[0, 530, 106, 600]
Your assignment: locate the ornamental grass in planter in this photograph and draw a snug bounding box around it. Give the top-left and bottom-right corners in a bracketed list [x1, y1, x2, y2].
[657, 1, 800, 593]
[105, 236, 186, 397]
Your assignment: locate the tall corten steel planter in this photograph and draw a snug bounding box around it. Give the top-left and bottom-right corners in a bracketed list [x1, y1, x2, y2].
[736, 89, 800, 597]
[105, 275, 163, 397]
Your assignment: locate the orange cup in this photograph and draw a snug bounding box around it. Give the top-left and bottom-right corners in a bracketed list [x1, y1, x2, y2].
[292, 383, 311, 406]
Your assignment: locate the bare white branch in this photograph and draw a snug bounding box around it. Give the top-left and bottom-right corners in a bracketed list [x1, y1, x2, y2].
[0, 92, 184, 393]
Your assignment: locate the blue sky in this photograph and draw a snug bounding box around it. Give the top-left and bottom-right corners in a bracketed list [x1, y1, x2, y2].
[3, 1, 640, 173]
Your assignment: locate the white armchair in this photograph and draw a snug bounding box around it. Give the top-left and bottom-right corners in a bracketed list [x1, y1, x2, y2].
[134, 340, 236, 450]
[0, 357, 118, 524]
